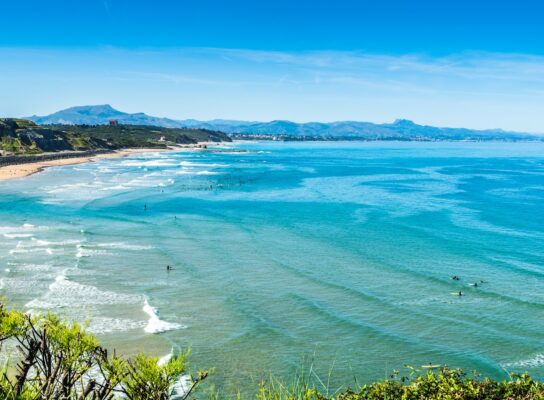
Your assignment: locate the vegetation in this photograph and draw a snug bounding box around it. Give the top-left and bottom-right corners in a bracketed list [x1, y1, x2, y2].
[50, 124, 230, 149]
[1, 302, 542, 399]
[0, 303, 208, 399]
[254, 366, 544, 400]
[0, 119, 231, 155]
[0, 119, 111, 155]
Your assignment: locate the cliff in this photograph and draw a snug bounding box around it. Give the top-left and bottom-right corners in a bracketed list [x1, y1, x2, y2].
[0, 118, 111, 155]
[0, 118, 231, 155]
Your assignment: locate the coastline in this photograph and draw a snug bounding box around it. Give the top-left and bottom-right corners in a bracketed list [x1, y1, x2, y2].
[0, 146, 183, 181]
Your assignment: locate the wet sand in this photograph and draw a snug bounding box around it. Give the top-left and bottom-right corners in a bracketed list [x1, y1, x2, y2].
[0, 148, 177, 181]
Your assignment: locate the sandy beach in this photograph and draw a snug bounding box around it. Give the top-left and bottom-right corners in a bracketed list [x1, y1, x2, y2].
[0, 147, 179, 181]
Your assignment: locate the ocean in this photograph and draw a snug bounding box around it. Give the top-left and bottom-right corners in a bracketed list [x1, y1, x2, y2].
[1, 141, 543, 393]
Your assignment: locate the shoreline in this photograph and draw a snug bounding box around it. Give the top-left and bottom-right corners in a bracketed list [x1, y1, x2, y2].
[0, 146, 189, 181]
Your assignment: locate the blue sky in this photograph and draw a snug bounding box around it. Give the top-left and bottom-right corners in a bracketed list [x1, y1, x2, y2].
[1, 0, 543, 132]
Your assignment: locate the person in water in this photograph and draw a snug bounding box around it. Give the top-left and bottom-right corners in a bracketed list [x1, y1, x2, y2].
[452, 275, 460, 281]
[458, 291, 464, 296]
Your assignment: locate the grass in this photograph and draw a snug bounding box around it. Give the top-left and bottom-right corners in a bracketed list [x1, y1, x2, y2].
[0, 119, 232, 154]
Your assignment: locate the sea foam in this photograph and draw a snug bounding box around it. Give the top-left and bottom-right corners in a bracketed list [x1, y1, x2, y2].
[95, 242, 154, 251]
[502, 353, 544, 369]
[158, 350, 192, 399]
[26, 272, 141, 309]
[179, 161, 226, 167]
[2, 233, 33, 239]
[143, 299, 184, 334]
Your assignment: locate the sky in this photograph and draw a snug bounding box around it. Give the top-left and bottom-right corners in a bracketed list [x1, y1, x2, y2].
[1, 0, 543, 132]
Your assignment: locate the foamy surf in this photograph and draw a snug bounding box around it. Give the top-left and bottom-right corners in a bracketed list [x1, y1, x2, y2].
[26, 271, 141, 309]
[50, 274, 66, 289]
[0, 223, 47, 236]
[2, 233, 34, 239]
[86, 317, 146, 334]
[175, 168, 220, 176]
[121, 159, 178, 167]
[170, 374, 192, 399]
[502, 353, 544, 369]
[143, 299, 184, 334]
[158, 350, 192, 399]
[9, 246, 56, 255]
[76, 245, 108, 258]
[158, 351, 173, 366]
[95, 242, 153, 251]
[30, 238, 82, 247]
[179, 161, 226, 167]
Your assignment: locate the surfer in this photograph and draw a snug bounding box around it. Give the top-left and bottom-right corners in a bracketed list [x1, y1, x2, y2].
[452, 275, 460, 281]
[166, 265, 172, 271]
[144, 204, 148, 211]
[458, 291, 464, 296]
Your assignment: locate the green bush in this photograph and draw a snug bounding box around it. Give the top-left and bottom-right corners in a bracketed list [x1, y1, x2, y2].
[1, 302, 543, 399]
[0, 303, 208, 399]
[256, 366, 544, 400]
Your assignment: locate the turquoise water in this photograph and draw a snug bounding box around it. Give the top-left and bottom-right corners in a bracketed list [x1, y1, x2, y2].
[1, 141, 544, 393]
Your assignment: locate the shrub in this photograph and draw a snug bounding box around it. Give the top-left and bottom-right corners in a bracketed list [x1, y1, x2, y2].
[1, 301, 543, 399]
[0, 303, 208, 399]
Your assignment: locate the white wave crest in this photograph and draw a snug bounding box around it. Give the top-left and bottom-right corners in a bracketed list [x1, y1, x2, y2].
[26, 273, 141, 309]
[76, 245, 109, 258]
[95, 242, 154, 251]
[9, 247, 56, 255]
[121, 159, 178, 167]
[502, 353, 544, 369]
[179, 161, 226, 167]
[86, 317, 146, 334]
[0, 224, 47, 235]
[3, 233, 34, 239]
[143, 299, 184, 334]
[157, 351, 192, 399]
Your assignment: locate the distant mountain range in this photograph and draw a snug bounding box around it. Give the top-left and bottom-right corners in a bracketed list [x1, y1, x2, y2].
[27, 105, 542, 141]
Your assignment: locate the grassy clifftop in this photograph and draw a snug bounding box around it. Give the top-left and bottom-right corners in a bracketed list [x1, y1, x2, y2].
[53, 123, 231, 149]
[0, 119, 231, 155]
[0, 118, 110, 155]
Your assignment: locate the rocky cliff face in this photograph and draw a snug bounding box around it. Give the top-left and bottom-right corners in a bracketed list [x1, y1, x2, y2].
[1, 118, 230, 155]
[0, 119, 106, 154]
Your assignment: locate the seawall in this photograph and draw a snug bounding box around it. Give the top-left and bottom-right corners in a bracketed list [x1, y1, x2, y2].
[0, 150, 112, 167]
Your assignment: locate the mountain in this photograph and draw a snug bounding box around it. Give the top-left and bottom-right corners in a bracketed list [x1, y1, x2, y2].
[28, 105, 185, 128]
[225, 119, 539, 140]
[28, 105, 541, 141]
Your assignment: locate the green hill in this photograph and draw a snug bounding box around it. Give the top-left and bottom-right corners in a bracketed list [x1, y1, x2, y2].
[0, 118, 110, 155]
[51, 123, 230, 149]
[0, 119, 230, 155]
